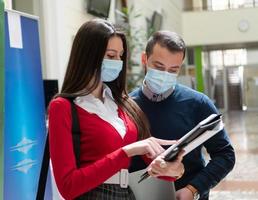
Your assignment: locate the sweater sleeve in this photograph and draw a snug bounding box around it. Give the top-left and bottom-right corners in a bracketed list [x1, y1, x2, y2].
[188, 95, 235, 198]
[48, 99, 130, 200]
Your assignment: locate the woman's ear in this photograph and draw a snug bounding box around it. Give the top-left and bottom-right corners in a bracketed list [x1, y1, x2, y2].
[141, 52, 147, 74]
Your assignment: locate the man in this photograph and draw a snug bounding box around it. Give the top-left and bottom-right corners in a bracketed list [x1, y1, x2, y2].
[130, 31, 235, 200]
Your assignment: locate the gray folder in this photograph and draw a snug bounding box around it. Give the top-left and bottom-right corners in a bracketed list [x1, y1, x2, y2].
[129, 169, 176, 200]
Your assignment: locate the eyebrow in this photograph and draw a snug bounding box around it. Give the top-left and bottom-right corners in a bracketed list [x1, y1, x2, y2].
[153, 60, 180, 68]
[153, 61, 165, 66]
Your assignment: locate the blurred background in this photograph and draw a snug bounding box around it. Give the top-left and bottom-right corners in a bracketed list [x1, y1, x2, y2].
[2, 0, 258, 199]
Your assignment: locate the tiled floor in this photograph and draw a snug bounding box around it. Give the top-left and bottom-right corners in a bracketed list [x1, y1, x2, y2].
[210, 111, 258, 200]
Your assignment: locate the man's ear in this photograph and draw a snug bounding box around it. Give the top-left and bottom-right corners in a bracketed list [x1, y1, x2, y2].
[141, 52, 147, 74]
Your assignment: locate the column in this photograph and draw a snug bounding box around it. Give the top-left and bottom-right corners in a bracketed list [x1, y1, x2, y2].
[194, 46, 205, 93]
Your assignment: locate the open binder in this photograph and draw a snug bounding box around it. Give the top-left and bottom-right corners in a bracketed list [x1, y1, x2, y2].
[139, 113, 224, 183]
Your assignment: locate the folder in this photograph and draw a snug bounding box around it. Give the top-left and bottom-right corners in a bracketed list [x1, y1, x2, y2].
[139, 113, 224, 182]
[163, 113, 223, 161]
[129, 169, 176, 200]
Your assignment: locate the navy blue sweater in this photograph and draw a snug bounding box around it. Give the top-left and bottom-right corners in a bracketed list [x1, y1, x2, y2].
[129, 84, 235, 198]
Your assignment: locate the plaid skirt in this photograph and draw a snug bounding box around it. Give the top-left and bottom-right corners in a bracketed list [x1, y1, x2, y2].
[76, 184, 136, 200]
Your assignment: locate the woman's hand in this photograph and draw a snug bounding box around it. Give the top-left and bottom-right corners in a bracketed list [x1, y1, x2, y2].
[176, 187, 194, 200]
[147, 150, 184, 178]
[122, 137, 176, 159]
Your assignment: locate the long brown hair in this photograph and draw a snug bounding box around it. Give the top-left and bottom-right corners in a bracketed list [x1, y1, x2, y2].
[57, 19, 150, 140]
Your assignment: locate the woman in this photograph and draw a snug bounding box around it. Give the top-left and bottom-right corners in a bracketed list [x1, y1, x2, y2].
[48, 19, 184, 200]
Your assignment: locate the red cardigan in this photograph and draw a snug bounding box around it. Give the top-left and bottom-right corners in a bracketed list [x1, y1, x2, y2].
[48, 97, 138, 199]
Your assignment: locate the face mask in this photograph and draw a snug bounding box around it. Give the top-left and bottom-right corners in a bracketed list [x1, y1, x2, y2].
[144, 68, 177, 94]
[101, 59, 123, 82]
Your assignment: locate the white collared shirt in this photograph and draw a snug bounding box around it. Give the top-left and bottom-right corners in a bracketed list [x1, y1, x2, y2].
[74, 85, 126, 138]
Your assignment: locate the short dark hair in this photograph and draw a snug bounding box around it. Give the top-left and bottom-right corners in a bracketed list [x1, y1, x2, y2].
[145, 31, 186, 59]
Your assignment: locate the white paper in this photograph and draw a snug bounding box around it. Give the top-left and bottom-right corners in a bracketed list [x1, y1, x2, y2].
[7, 12, 23, 49]
[182, 121, 224, 156]
[163, 118, 224, 157]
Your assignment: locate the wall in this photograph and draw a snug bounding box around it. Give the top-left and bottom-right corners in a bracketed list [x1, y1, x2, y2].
[3, 0, 11, 9]
[127, 0, 183, 71]
[182, 7, 258, 46]
[247, 49, 258, 65]
[128, 0, 182, 34]
[12, 0, 33, 14]
[39, 0, 94, 88]
[12, 0, 184, 87]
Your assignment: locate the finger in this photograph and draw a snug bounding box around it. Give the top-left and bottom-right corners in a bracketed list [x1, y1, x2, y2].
[151, 163, 166, 173]
[145, 145, 157, 159]
[153, 156, 165, 166]
[152, 137, 177, 146]
[151, 156, 168, 170]
[176, 150, 185, 161]
[145, 138, 164, 157]
[148, 138, 165, 155]
[147, 167, 159, 177]
[150, 158, 168, 171]
[159, 160, 167, 169]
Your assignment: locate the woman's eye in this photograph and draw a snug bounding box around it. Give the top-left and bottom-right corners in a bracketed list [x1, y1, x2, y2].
[107, 55, 115, 59]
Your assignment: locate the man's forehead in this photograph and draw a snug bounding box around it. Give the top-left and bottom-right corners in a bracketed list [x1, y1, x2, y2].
[152, 44, 183, 57]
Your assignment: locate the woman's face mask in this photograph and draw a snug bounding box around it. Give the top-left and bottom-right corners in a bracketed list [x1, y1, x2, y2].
[144, 68, 177, 94]
[101, 59, 123, 82]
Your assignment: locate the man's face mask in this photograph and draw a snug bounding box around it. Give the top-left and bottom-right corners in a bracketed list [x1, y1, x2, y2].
[101, 59, 123, 82]
[144, 68, 177, 94]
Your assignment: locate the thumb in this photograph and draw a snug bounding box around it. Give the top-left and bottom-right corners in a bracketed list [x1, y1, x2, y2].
[152, 137, 177, 146]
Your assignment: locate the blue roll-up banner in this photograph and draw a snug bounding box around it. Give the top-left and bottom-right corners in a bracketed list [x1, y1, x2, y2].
[4, 10, 52, 200]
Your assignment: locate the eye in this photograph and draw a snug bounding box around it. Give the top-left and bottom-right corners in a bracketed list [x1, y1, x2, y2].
[107, 55, 116, 59]
[155, 66, 165, 71]
[168, 67, 179, 73]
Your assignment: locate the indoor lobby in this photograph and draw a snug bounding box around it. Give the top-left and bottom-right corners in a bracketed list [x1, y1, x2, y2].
[1, 0, 258, 199]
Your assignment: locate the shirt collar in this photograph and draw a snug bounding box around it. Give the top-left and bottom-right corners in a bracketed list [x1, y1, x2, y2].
[141, 80, 174, 102]
[102, 84, 114, 100]
[75, 84, 114, 104]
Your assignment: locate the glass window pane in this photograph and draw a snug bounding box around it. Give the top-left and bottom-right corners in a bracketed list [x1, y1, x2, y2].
[223, 49, 247, 66]
[242, 0, 255, 7]
[210, 50, 223, 67]
[230, 0, 245, 8]
[202, 51, 209, 69]
[211, 0, 229, 10]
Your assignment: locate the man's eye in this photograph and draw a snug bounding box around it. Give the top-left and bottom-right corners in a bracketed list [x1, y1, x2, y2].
[169, 68, 179, 73]
[155, 66, 164, 71]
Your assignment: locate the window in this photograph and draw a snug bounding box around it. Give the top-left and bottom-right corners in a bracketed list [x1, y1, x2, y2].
[209, 50, 223, 68]
[207, 0, 257, 10]
[207, 49, 247, 67]
[210, 0, 229, 10]
[224, 49, 247, 66]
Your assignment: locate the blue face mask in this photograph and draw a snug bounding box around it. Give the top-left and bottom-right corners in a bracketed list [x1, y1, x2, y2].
[144, 68, 177, 94]
[101, 59, 123, 82]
